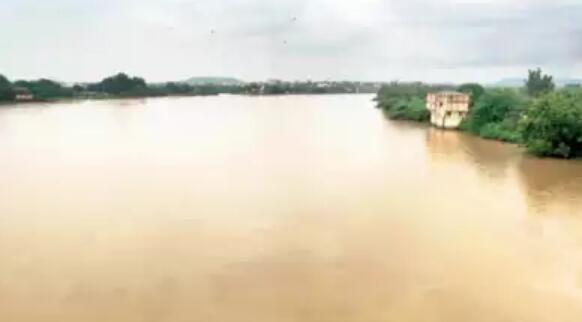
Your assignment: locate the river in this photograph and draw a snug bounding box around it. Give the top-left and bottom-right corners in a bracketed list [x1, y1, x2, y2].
[0, 94, 582, 322]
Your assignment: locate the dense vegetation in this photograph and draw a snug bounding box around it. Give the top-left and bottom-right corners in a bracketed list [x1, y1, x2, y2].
[242, 81, 380, 95]
[375, 69, 582, 159]
[87, 73, 148, 96]
[375, 82, 455, 121]
[0, 73, 381, 103]
[0, 75, 15, 101]
[459, 88, 525, 143]
[14, 79, 73, 100]
[521, 89, 582, 158]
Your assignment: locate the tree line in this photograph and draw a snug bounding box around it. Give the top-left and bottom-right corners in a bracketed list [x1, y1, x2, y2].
[375, 69, 582, 159]
[0, 73, 250, 102]
[0, 75, 74, 101]
[0, 73, 382, 103]
[241, 81, 380, 95]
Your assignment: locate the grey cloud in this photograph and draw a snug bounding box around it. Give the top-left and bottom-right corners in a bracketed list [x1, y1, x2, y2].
[378, 0, 582, 69]
[0, 0, 580, 82]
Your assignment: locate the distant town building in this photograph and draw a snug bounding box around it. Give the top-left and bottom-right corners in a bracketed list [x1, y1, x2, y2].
[426, 91, 470, 129]
[14, 87, 34, 101]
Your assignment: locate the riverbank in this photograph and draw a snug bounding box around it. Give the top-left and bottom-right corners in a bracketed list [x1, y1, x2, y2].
[0, 72, 384, 107]
[374, 80, 582, 159]
[375, 87, 523, 143]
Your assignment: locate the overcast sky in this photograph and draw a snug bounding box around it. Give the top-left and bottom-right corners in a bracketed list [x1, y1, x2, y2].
[0, 0, 580, 83]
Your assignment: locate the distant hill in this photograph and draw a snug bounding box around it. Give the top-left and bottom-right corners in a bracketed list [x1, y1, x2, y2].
[495, 77, 582, 88]
[183, 77, 244, 86]
[556, 78, 582, 87]
[494, 78, 523, 88]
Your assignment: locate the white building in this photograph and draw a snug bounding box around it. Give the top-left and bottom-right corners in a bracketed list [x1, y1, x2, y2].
[426, 91, 470, 129]
[14, 87, 34, 101]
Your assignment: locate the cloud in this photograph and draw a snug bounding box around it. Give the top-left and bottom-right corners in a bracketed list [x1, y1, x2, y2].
[377, 0, 582, 67]
[0, 0, 580, 82]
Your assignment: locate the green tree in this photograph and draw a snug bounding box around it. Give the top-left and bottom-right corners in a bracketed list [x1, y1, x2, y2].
[0, 74, 15, 101]
[14, 79, 72, 100]
[520, 89, 582, 158]
[464, 89, 525, 130]
[97, 73, 148, 96]
[374, 82, 455, 122]
[457, 83, 484, 105]
[461, 88, 526, 142]
[525, 68, 555, 97]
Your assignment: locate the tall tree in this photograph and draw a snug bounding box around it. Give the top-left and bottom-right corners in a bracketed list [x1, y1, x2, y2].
[525, 68, 555, 97]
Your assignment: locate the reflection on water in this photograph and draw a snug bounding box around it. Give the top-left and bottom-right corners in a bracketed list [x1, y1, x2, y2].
[517, 157, 582, 214]
[425, 128, 521, 179]
[0, 95, 582, 322]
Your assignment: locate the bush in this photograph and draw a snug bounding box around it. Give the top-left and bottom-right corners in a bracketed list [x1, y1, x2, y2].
[478, 122, 521, 143]
[383, 97, 430, 122]
[463, 88, 526, 131]
[520, 89, 582, 158]
[375, 82, 454, 122]
[461, 88, 526, 143]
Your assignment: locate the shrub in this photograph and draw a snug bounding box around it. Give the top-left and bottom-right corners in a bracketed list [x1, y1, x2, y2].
[520, 89, 582, 158]
[463, 88, 526, 132]
[383, 97, 430, 122]
[375, 82, 454, 122]
[461, 88, 526, 144]
[478, 122, 521, 143]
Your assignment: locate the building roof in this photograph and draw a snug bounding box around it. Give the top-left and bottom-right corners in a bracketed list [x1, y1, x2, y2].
[433, 91, 469, 96]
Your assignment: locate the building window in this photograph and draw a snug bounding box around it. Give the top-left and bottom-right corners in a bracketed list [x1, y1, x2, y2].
[446, 111, 452, 117]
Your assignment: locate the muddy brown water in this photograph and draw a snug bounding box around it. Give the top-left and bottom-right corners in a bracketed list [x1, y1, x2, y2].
[1, 95, 582, 322]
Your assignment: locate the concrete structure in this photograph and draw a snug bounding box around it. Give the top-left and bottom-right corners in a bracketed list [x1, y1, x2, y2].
[426, 91, 470, 129]
[14, 87, 34, 101]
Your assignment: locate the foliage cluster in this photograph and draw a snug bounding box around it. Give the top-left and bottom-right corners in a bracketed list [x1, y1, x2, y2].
[0, 75, 15, 101]
[460, 88, 526, 143]
[375, 82, 455, 122]
[521, 89, 582, 158]
[242, 81, 381, 95]
[525, 68, 555, 97]
[87, 73, 148, 96]
[14, 79, 73, 100]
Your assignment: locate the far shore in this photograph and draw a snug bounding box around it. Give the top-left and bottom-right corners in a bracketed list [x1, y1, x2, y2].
[0, 92, 377, 108]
